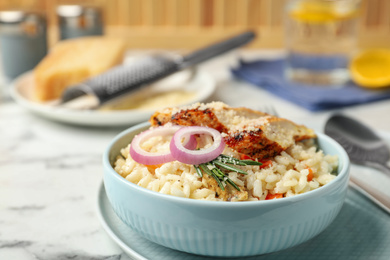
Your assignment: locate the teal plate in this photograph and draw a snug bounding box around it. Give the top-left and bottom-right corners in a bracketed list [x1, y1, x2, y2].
[97, 182, 390, 260]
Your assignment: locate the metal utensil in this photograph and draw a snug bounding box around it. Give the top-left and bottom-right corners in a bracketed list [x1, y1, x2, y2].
[61, 30, 256, 108]
[325, 114, 390, 214]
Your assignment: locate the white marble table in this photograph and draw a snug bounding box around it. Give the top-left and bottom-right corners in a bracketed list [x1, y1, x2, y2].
[1, 50, 390, 260]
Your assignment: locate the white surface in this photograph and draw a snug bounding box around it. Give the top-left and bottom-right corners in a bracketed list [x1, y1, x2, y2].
[1, 49, 390, 260]
[9, 69, 216, 126]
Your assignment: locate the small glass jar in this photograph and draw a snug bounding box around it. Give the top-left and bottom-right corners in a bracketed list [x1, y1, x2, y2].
[284, 0, 361, 86]
[57, 5, 104, 40]
[0, 10, 47, 79]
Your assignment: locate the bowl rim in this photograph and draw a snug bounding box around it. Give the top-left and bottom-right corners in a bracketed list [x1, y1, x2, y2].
[103, 121, 350, 208]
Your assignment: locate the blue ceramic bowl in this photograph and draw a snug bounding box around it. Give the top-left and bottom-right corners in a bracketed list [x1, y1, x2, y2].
[103, 122, 350, 257]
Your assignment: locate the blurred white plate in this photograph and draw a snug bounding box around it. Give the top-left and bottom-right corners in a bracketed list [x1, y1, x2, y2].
[9, 69, 216, 127]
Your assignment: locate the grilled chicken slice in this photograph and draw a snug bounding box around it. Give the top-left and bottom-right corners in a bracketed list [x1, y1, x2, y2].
[150, 102, 316, 160]
[225, 117, 315, 159]
[150, 102, 267, 131]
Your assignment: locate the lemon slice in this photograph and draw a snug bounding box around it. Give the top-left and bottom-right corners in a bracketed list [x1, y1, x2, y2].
[289, 1, 358, 23]
[350, 49, 390, 88]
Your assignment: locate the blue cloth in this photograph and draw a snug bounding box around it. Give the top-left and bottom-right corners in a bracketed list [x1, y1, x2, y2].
[231, 59, 390, 111]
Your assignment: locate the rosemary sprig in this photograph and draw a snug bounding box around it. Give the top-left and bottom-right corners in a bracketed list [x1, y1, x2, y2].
[199, 164, 224, 190]
[211, 164, 241, 191]
[240, 160, 264, 165]
[194, 155, 263, 191]
[194, 165, 203, 177]
[217, 154, 248, 166]
[213, 160, 248, 175]
[218, 154, 263, 166]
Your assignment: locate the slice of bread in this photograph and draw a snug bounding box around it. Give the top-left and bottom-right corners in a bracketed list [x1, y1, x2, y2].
[34, 37, 126, 102]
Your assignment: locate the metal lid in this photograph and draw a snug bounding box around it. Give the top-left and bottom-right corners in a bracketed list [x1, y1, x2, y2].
[0, 10, 25, 23]
[57, 5, 101, 17]
[0, 10, 46, 35]
[56, 5, 83, 17]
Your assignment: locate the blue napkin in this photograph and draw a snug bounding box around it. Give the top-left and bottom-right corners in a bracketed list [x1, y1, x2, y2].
[231, 59, 390, 111]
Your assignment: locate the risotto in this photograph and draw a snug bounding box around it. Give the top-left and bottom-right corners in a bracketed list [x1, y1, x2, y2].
[114, 125, 338, 202]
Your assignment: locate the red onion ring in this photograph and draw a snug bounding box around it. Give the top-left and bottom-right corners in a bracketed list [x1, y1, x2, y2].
[170, 126, 225, 165]
[130, 126, 196, 165]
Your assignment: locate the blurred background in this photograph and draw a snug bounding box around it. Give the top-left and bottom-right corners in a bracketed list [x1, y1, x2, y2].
[1, 0, 389, 50]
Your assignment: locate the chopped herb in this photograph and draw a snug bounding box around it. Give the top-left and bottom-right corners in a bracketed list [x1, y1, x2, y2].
[194, 155, 262, 191]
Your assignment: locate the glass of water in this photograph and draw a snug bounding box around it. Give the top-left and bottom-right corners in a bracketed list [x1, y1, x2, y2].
[284, 0, 361, 86]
